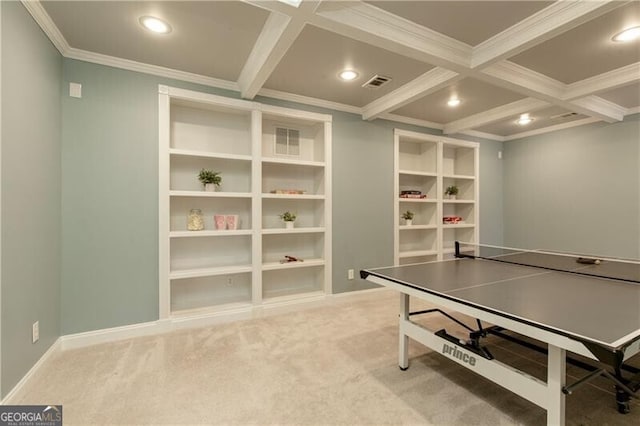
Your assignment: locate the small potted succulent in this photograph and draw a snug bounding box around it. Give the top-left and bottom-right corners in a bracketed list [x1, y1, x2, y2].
[198, 169, 222, 192]
[401, 210, 414, 226]
[280, 211, 297, 229]
[445, 185, 459, 200]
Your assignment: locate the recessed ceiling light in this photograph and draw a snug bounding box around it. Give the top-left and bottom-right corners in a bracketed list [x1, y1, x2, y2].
[447, 97, 461, 107]
[516, 113, 534, 126]
[339, 70, 359, 81]
[139, 16, 172, 34]
[612, 26, 640, 42]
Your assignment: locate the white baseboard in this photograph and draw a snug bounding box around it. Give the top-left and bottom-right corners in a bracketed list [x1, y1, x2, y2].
[1, 338, 61, 405]
[4, 287, 392, 401]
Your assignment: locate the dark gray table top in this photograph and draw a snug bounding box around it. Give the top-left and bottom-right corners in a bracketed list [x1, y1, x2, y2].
[364, 256, 640, 348]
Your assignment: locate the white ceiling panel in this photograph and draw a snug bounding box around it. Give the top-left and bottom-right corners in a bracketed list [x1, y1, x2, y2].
[31, 0, 640, 138]
[366, 1, 553, 46]
[263, 24, 433, 107]
[41, 1, 269, 81]
[391, 78, 526, 123]
[476, 106, 589, 136]
[510, 2, 640, 84]
[598, 82, 640, 109]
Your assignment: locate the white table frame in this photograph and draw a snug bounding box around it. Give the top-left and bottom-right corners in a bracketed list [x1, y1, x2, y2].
[365, 274, 615, 426]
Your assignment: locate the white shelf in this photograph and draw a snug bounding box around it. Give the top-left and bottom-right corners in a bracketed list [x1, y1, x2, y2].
[170, 230, 253, 238]
[169, 149, 252, 162]
[170, 265, 253, 280]
[443, 199, 475, 204]
[171, 301, 253, 319]
[394, 129, 479, 265]
[262, 258, 325, 271]
[262, 157, 325, 168]
[399, 198, 437, 203]
[262, 290, 325, 305]
[399, 170, 437, 177]
[262, 227, 325, 235]
[399, 225, 437, 230]
[399, 250, 439, 258]
[170, 190, 252, 198]
[443, 174, 475, 180]
[262, 193, 325, 200]
[160, 85, 331, 320]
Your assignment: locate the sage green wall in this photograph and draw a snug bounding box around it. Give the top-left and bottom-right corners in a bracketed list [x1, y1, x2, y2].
[61, 58, 504, 332]
[1, 1, 62, 396]
[503, 115, 640, 258]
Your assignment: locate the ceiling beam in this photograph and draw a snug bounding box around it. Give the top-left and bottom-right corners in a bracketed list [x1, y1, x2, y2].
[471, 0, 624, 69]
[443, 98, 549, 135]
[362, 68, 460, 120]
[479, 61, 623, 122]
[312, 1, 471, 71]
[563, 62, 640, 100]
[238, 2, 322, 99]
[569, 95, 626, 122]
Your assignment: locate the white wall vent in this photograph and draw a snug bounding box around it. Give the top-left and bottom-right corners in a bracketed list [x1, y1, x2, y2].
[362, 75, 392, 89]
[274, 127, 300, 157]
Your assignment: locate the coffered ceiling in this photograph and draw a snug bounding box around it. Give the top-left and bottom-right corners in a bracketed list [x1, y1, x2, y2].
[26, 0, 640, 141]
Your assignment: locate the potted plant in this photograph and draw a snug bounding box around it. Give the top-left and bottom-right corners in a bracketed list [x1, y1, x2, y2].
[445, 185, 459, 200]
[198, 169, 222, 192]
[401, 210, 414, 226]
[280, 211, 297, 229]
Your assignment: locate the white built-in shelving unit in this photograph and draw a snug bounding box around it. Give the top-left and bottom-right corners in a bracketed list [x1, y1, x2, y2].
[394, 129, 479, 265]
[159, 86, 331, 319]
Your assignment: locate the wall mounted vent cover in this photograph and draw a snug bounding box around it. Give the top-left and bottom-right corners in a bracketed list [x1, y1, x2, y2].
[362, 75, 392, 89]
[550, 112, 579, 120]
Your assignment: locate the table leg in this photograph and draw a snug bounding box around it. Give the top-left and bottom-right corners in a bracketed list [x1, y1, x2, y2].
[399, 293, 409, 370]
[547, 344, 566, 426]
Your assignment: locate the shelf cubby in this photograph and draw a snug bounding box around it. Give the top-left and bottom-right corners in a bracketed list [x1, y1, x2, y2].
[399, 173, 437, 199]
[398, 254, 438, 265]
[443, 227, 476, 252]
[262, 198, 324, 230]
[443, 176, 475, 201]
[399, 228, 437, 254]
[443, 203, 475, 225]
[170, 155, 251, 193]
[170, 272, 252, 313]
[262, 162, 325, 196]
[262, 117, 325, 163]
[398, 138, 437, 174]
[262, 266, 324, 301]
[170, 102, 252, 156]
[399, 200, 437, 226]
[170, 235, 251, 273]
[262, 233, 324, 265]
[443, 145, 475, 177]
[170, 197, 252, 232]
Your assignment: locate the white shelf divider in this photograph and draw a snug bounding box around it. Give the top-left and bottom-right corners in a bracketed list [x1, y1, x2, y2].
[170, 190, 253, 198]
[170, 265, 254, 280]
[169, 149, 253, 162]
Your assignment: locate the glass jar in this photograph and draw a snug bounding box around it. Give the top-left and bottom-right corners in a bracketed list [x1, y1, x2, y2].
[187, 209, 204, 231]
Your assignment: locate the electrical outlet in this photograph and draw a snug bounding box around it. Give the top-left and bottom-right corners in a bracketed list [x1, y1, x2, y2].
[227, 277, 233, 287]
[32, 321, 39, 343]
[348, 269, 354, 280]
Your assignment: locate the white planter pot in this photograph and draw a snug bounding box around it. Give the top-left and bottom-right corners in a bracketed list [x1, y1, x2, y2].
[447, 194, 456, 200]
[405, 219, 413, 226]
[204, 183, 217, 192]
[285, 221, 294, 229]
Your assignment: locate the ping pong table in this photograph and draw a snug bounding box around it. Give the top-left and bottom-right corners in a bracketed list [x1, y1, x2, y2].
[360, 242, 640, 426]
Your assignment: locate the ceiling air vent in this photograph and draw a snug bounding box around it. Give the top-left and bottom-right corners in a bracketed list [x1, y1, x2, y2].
[550, 112, 579, 121]
[362, 75, 392, 89]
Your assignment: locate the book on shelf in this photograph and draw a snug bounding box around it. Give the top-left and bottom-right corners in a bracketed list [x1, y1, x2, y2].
[400, 190, 421, 195]
[400, 194, 427, 199]
[271, 189, 307, 195]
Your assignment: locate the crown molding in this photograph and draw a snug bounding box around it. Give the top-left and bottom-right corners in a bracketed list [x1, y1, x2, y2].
[626, 106, 640, 116]
[564, 62, 640, 100]
[472, 0, 622, 68]
[20, 0, 70, 54]
[503, 117, 600, 142]
[444, 98, 548, 135]
[65, 48, 239, 92]
[362, 68, 459, 120]
[458, 130, 505, 142]
[380, 113, 443, 131]
[313, 1, 471, 70]
[257, 87, 362, 115]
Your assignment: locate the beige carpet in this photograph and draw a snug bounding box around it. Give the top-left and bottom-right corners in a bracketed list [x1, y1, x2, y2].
[11, 291, 640, 425]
